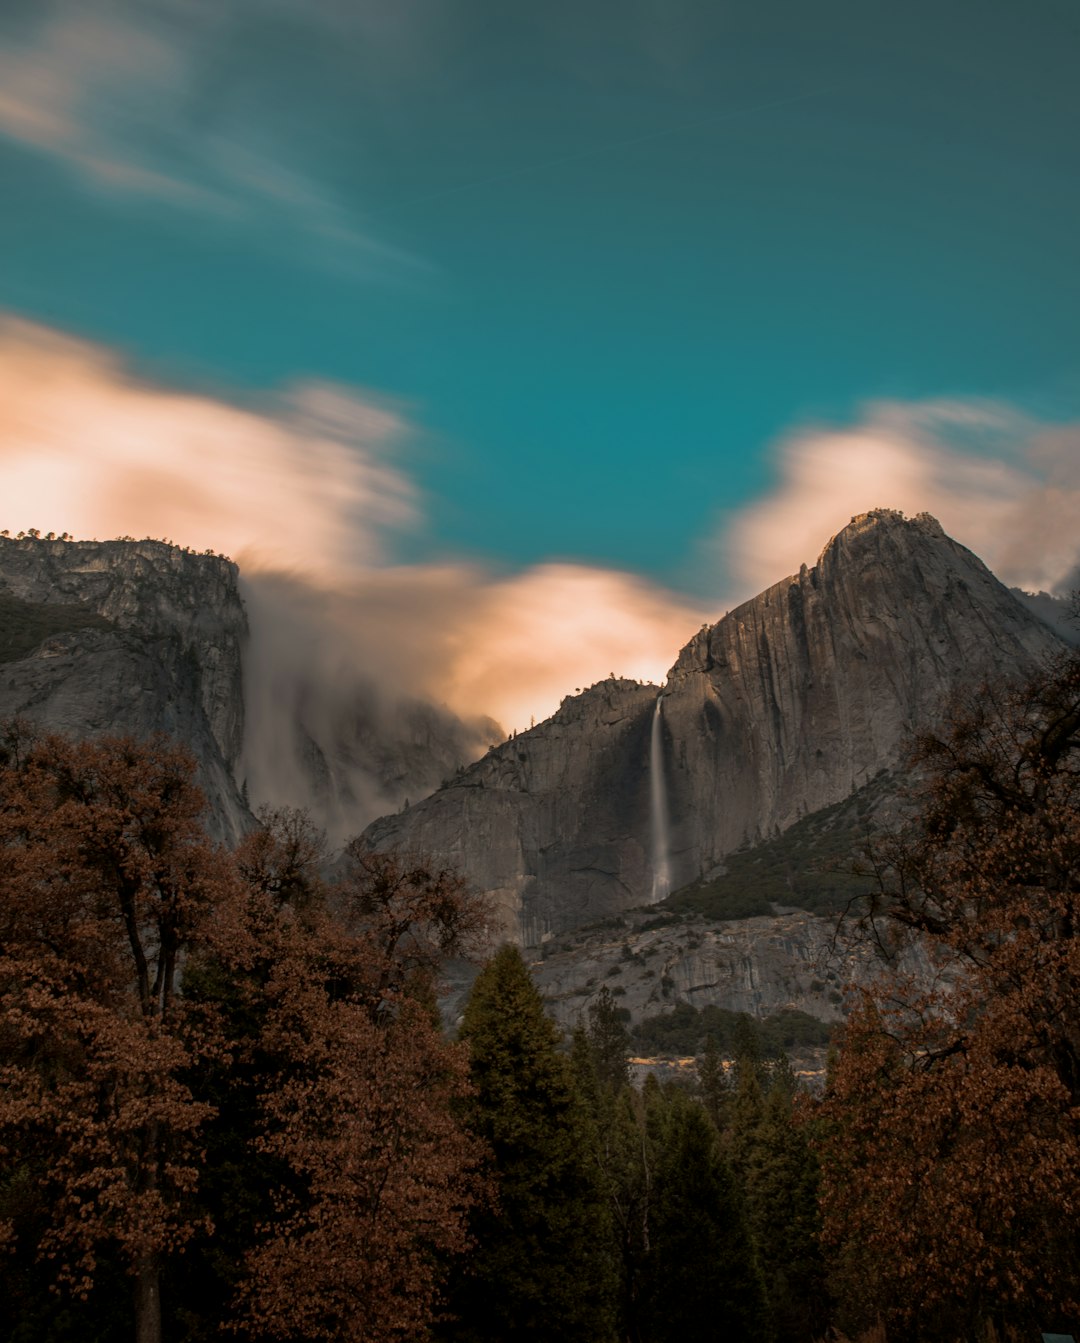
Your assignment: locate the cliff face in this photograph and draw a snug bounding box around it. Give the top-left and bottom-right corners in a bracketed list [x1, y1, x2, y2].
[0, 536, 250, 841]
[365, 511, 1065, 940]
[530, 907, 935, 1034]
[660, 510, 1061, 887]
[365, 677, 660, 940]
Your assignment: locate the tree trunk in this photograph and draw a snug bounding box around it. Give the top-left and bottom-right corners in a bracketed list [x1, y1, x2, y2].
[134, 1258, 162, 1343]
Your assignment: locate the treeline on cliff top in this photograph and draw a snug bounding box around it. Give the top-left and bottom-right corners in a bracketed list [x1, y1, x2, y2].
[1, 645, 1079, 1343]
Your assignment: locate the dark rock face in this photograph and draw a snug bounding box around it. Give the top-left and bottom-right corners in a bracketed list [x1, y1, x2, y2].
[364, 677, 660, 941]
[0, 536, 250, 841]
[661, 510, 1062, 888]
[365, 511, 1065, 942]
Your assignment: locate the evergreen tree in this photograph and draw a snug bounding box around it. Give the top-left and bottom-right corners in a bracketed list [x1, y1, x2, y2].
[698, 1033, 730, 1131]
[737, 1078, 828, 1341]
[585, 986, 631, 1093]
[640, 1086, 769, 1343]
[448, 945, 618, 1341]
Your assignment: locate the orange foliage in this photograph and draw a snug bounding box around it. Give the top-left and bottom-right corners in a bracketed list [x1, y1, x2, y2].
[0, 727, 236, 1336]
[814, 654, 1080, 1337]
[0, 731, 490, 1343]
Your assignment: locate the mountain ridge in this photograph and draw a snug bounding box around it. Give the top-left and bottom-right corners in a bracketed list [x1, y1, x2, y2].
[364, 509, 1066, 940]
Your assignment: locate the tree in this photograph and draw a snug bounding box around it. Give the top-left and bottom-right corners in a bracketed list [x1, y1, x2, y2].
[814, 652, 1080, 1337]
[0, 727, 235, 1343]
[639, 1085, 769, 1343]
[448, 944, 618, 1341]
[227, 922, 483, 1343]
[183, 831, 489, 1343]
[697, 1033, 730, 1130]
[583, 986, 631, 1094]
[0, 738, 491, 1343]
[731, 1075, 827, 1342]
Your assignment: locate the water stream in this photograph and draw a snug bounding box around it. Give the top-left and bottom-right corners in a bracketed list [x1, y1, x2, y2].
[649, 695, 672, 902]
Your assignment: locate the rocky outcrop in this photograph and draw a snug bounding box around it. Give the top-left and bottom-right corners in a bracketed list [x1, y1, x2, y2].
[365, 511, 1065, 941]
[530, 907, 933, 1033]
[0, 535, 250, 841]
[365, 677, 660, 939]
[660, 510, 1062, 887]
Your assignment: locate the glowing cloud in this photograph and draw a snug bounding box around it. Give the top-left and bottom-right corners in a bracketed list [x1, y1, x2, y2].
[0, 317, 417, 575]
[0, 316, 705, 749]
[443, 565, 705, 731]
[716, 400, 1080, 600]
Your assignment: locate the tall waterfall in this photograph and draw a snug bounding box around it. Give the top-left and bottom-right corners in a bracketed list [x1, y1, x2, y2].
[649, 695, 672, 902]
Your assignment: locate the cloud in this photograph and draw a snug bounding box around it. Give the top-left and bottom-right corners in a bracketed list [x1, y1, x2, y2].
[0, 8, 220, 205]
[0, 317, 417, 575]
[442, 565, 705, 731]
[0, 315, 704, 760]
[715, 399, 1080, 600]
[0, 3, 424, 275]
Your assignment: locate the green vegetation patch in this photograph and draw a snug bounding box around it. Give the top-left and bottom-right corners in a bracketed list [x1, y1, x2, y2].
[663, 775, 891, 921]
[630, 1001, 832, 1056]
[0, 592, 113, 664]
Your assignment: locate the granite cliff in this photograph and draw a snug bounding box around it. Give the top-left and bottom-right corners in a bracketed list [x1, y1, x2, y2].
[0, 534, 250, 841]
[0, 535, 498, 844]
[364, 511, 1065, 941]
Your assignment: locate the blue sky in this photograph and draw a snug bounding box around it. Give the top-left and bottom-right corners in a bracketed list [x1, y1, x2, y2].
[1, 0, 1080, 724]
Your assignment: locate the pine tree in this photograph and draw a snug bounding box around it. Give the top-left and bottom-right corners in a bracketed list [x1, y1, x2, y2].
[640, 1086, 769, 1343]
[585, 985, 631, 1093]
[448, 945, 618, 1341]
[698, 1033, 730, 1131]
[738, 1079, 828, 1341]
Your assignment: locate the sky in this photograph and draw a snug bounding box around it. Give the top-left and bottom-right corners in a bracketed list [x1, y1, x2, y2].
[2, 0, 1080, 731]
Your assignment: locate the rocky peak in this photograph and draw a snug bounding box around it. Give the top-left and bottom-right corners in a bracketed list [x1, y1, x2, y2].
[365, 512, 1065, 941]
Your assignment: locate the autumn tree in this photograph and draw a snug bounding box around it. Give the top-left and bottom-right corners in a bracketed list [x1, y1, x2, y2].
[182, 830, 490, 1343]
[0, 726, 236, 1343]
[448, 944, 618, 1342]
[1, 733, 492, 1343]
[814, 651, 1080, 1337]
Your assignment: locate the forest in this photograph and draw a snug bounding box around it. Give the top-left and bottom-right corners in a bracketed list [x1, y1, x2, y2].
[1, 649, 1078, 1343]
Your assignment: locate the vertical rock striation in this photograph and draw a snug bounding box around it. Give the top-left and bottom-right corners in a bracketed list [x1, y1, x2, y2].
[660, 510, 1062, 887]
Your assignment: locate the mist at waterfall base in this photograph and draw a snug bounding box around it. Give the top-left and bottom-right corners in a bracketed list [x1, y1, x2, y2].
[650, 695, 673, 902]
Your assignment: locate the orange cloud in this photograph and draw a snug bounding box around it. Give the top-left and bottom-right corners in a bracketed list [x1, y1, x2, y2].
[716, 400, 1080, 600]
[0, 316, 706, 746]
[0, 317, 417, 574]
[443, 564, 705, 731]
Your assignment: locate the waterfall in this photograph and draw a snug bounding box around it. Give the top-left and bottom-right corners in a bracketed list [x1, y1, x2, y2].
[649, 695, 671, 902]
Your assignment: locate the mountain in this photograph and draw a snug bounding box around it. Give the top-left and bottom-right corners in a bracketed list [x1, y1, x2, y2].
[363, 510, 1066, 941]
[0, 536, 497, 844]
[0, 535, 250, 841]
[1, 513, 1068, 958]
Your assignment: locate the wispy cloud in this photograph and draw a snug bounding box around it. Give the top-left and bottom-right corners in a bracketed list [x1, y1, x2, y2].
[0, 315, 706, 734]
[0, 316, 419, 573]
[0, 3, 424, 276]
[713, 399, 1080, 600]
